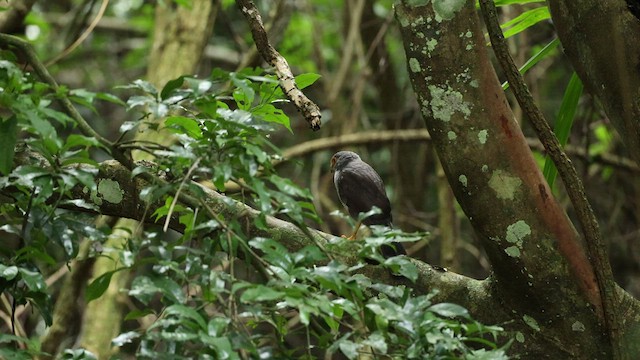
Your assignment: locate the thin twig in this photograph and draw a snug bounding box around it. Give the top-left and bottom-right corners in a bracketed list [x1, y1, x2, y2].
[236, 0, 321, 131]
[45, 0, 109, 67]
[478, 0, 620, 354]
[163, 157, 201, 232]
[328, 0, 366, 104]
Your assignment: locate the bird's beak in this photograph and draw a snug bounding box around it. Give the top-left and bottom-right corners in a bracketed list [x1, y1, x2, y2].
[330, 157, 336, 172]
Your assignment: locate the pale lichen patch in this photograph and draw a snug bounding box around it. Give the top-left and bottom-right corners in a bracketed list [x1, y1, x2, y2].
[506, 220, 531, 246]
[505, 246, 521, 257]
[432, 0, 466, 20]
[428, 85, 471, 122]
[447, 131, 457, 140]
[488, 169, 522, 200]
[426, 38, 438, 52]
[572, 321, 586, 332]
[409, 58, 422, 73]
[97, 179, 124, 204]
[523, 315, 540, 331]
[478, 129, 488, 144]
[458, 174, 468, 187]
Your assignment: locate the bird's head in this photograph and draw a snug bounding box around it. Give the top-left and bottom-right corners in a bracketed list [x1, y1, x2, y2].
[331, 151, 360, 173]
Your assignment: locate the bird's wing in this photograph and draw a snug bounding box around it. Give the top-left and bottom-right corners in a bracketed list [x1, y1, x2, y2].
[336, 161, 392, 225]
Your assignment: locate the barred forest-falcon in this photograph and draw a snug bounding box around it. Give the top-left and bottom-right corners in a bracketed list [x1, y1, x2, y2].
[330, 151, 406, 258]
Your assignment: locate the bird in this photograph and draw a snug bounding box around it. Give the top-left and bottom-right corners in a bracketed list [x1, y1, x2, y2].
[330, 151, 406, 258]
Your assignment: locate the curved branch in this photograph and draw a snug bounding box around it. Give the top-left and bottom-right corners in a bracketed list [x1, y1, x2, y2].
[10, 149, 500, 318]
[236, 0, 322, 131]
[281, 129, 640, 173]
[0, 34, 133, 169]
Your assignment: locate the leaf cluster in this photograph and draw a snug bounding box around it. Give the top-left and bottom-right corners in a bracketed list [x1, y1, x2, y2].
[0, 55, 509, 358]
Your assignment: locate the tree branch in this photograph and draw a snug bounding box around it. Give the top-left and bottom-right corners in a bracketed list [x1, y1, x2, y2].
[9, 148, 501, 319]
[0, 34, 133, 169]
[281, 129, 640, 173]
[236, 0, 322, 131]
[479, 0, 619, 349]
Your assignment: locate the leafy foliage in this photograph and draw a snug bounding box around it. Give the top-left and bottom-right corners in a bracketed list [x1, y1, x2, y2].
[0, 52, 509, 358]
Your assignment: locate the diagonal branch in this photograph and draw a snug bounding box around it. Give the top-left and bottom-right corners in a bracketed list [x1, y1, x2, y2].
[0, 33, 133, 169]
[478, 0, 620, 353]
[236, 0, 322, 131]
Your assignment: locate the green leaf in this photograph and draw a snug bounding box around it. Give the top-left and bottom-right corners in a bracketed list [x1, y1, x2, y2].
[230, 75, 255, 110]
[132, 79, 158, 96]
[18, 268, 46, 292]
[160, 76, 185, 100]
[124, 308, 155, 321]
[62, 134, 102, 151]
[338, 339, 359, 360]
[240, 285, 284, 302]
[153, 276, 186, 304]
[501, 7, 550, 39]
[0, 115, 18, 175]
[0, 265, 19, 281]
[112, 331, 140, 346]
[207, 317, 231, 337]
[502, 38, 559, 90]
[493, 0, 545, 6]
[384, 256, 418, 282]
[543, 72, 583, 188]
[86, 270, 116, 302]
[164, 304, 207, 330]
[96, 92, 126, 106]
[295, 73, 321, 89]
[429, 303, 470, 319]
[165, 115, 202, 139]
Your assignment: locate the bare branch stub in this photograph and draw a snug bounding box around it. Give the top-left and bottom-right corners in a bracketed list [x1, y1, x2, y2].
[236, 0, 321, 131]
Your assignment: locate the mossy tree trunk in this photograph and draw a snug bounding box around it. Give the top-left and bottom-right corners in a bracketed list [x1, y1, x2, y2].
[394, 0, 640, 357]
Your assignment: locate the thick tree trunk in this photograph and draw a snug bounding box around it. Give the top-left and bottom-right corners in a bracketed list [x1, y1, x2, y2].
[547, 0, 640, 165]
[392, 0, 638, 356]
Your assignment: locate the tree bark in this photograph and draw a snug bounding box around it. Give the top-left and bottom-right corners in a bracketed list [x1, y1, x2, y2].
[393, 0, 625, 356]
[547, 0, 640, 165]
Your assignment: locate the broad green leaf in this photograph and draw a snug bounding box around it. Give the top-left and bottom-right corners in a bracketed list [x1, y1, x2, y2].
[0, 265, 18, 281]
[240, 285, 284, 302]
[502, 7, 550, 39]
[18, 268, 46, 292]
[153, 276, 186, 304]
[62, 134, 102, 151]
[295, 73, 321, 89]
[86, 270, 116, 302]
[0, 115, 18, 175]
[207, 317, 231, 337]
[384, 256, 418, 282]
[160, 76, 185, 100]
[543, 72, 583, 188]
[429, 303, 470, 319]
[124, 309, 154, 321]
[96, 92, 126, 106]
[494, 0, 545, 6]
[252, 104, 291, 132]
[112, 331, 140, 346]
[230, 75, 255, 110]
[165, 115, 202, 139]
[132, 79, 158, 96]
[164, 304, 207, 330]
